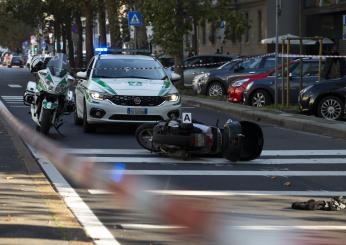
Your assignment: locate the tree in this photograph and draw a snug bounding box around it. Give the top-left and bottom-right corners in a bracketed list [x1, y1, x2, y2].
[97, 0, 107, 47]
[214, 0, 250, 45]
[141, 0, 212, 80]
[105, 0, 121, 48]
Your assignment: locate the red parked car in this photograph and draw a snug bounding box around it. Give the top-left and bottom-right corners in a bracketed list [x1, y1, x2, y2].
[228, 62, 294, 103]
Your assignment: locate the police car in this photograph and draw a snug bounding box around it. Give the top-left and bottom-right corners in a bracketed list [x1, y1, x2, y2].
[74, 51, 182, 132]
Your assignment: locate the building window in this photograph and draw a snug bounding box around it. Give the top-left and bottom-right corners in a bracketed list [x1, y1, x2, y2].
[257, 10, 262, 43]
[245, 12, 249, 43]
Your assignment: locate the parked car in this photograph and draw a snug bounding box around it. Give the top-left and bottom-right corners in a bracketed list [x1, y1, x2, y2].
[242, 59, 323, 107]
[176, 55, 234, 86]
[8, 55, 24, 68]
[299, 77, 346, 120]
[228, 61, 301, 103]
[192, 55, 283, 96]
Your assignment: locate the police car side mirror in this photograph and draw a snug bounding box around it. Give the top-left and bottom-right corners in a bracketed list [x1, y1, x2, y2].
[171, 72, 181, 82]
[77, 71, 87, 79]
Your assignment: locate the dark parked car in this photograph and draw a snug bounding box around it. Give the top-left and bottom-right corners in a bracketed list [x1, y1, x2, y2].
[193, 55, 283, 96]
[299, 77, 346, 120]
[243, 59, 323, 107]
[9, 56, 24, 68]
[179, 55, 234, 86]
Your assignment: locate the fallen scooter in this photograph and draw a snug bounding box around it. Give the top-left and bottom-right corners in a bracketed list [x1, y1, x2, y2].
[135, 113, 263, 162]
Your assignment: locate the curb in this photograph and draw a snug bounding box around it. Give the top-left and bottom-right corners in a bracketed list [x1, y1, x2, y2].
[182, 95, 346, 140]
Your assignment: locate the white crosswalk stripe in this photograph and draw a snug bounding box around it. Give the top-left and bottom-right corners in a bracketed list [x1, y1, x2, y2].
[1, 96, 24, 102]
[33, 147, 346, 197]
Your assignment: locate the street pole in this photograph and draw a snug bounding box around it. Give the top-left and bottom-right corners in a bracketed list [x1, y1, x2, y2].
[274, 0, 279, 106]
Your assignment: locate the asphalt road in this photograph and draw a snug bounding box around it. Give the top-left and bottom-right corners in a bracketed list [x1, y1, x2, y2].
[2, 66, 346, 244]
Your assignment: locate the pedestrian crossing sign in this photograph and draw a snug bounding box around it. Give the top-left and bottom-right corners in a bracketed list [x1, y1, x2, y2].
[128, 11, 142, 26]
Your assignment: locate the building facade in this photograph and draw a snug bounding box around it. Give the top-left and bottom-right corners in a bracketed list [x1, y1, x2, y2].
[197, 0, 300, 56]
[304, 0, 346, 54]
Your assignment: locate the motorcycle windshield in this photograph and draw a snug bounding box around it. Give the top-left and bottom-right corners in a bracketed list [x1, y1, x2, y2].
[47, 53, 70, 78]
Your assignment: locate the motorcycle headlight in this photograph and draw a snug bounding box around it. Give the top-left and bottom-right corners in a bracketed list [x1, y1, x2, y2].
[165, 93, 180, 102]
[232, 78, 250, 88]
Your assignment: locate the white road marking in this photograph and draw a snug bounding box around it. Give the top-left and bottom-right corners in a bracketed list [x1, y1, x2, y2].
[109, 170, 346, 176]
[118, 224, 185, 230]
[88, 189, 111, 195]
[1, 96, 23, 98]
[233, 225, 346, 231]
[147, 190, 346, 197]
[81, 156, 346, 165]
[30, 149, 120, 245]
[89, 189, 346, 197]
[8, 84, 22, 88]
[63, 148, 346, 156]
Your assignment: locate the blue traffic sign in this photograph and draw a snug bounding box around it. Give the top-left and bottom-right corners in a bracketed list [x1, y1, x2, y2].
[128, 11, 142, 26]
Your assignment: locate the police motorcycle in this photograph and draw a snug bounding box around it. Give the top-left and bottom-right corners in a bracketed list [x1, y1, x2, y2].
[135, 113, 263, 162]
[23, 53, 75, 135]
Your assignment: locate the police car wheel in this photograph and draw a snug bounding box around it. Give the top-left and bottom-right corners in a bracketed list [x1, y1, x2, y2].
[83, 100, 95, 133]
[74, 106, 83, 126]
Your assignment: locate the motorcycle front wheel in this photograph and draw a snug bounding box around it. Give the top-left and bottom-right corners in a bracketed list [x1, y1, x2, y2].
[40, 108, 54, 135]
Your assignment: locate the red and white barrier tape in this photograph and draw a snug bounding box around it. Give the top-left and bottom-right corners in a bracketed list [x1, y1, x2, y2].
[0, 100, 213, 238]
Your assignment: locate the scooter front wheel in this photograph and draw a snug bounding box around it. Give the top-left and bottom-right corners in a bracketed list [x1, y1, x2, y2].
[135, 124, 159, 152]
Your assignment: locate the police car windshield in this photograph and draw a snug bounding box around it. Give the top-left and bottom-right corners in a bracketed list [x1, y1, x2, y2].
[93, 59, 166, 80]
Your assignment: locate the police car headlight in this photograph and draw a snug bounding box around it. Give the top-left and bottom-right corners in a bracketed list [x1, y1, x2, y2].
[165, 93, 180, 102]
[90, 91, 107, 100]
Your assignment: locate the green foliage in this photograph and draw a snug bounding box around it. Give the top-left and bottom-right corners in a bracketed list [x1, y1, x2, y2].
[0, 2, 35, 50]
[141, 0, 213, 56]
[215, 0, 250, 43]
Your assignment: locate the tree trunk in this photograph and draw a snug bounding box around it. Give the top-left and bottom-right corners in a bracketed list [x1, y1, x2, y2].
[173, 0, 185, 87]
[62, 24, 67, 54]
[65, 16, 75, 69]
[135, 26, 148, 50]
[75, 11, 83, 68]
[55, 21, 61, 53]
[105, 0, 121, 48]
[84, 0, 94, 63]
[192, 19, 198, 55]
[98, 0, 107, 47]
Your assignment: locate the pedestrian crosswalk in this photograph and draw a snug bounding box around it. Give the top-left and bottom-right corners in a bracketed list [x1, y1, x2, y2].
[61, 148, 346, 166]
[1, 95, 27, 108]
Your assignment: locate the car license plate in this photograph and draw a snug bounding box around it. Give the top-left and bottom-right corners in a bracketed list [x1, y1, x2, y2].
[127, 108, 148, 115]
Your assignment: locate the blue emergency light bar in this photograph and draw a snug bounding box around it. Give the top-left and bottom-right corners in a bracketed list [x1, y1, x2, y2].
[94, 47, 151, 55]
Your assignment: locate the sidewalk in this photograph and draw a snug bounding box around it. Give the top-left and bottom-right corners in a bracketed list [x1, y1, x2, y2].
[183, 95, 346, 140]
[0, 116, 91, 244]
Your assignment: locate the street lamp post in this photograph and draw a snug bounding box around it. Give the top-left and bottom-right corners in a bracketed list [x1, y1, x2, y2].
[274, 0, 279, 106]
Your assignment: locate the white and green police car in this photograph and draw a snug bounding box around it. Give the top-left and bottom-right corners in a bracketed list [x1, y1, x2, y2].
[74, 54, 181, 132]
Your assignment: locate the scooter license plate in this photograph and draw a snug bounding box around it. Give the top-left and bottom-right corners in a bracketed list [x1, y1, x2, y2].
[127, 108, 148, 115]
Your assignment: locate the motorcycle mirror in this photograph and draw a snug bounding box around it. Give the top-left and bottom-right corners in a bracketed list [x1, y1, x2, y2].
[76, 71, 87, 79]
